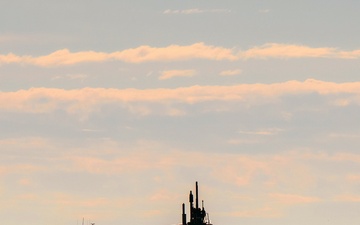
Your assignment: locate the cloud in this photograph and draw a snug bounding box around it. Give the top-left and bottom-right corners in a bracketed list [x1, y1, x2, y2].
[226, 206, 282, 218]
[0, 34, 26, 43]
[0, 43, 237, 67]
[52, 73, 88, 81]
[0, 137, 50, 149]
[159, 69, 196, 80]
[163, 8, 231, 14]
[2, 43, 360, 67]
[2, 135, 360, 221]
[31, 49, 108, 66]
[238, 128, 284, 136]
[149, 189, 180, 201]
[269, 193, 320, 205]
[240, 43, 337, 59]
[1, 79, 360, 116]
[111, 43, 238, 63]
[258, 9, 271, 13]
[334, 194, 360, 202]
[346, 174, 360, 182]
[0, 164, 43, 175]
[219, 69, 242, 76]
[51, 147, 352, 220]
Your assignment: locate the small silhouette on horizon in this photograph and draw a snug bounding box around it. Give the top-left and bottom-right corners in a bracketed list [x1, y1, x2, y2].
[181, 182, 212, 225]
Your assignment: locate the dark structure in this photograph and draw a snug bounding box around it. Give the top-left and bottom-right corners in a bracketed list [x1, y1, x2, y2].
[181, 182, 212, 225]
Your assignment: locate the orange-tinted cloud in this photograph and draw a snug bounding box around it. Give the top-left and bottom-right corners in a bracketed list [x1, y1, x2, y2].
[1, 43, 359, 67]
[241, 43, 337, 59]
[0, 164, 43, 175]
[219, 69, 242, 76]
[1, 79, 360, 116]
[226, 206, 282, 218]
[269, 193, 320, 205]
[0, 43, 237, 67]
[333, 194, 360, 202]
[159, 69, 196, 80]
[163, 9, 231, 14]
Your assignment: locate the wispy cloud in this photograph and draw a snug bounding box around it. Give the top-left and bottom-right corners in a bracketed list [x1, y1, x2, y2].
[2, 136, 360, 221]
[269, 193, 321, 205]
[226, 206, 282, 218]
[0, 43, 237, 67]
[219, 69, 242, 76]
[52, 73, 88, 81]
[241, 43, 337, 59]
[2, 43, 360, 67]
[159, 69, 196, 80]
[258, 9, 271, 14]
[239, 128, 284, 136]
[163, 8, 231, 14]
[333, 194, 360, 202]
[0, 44, 230, 66]
[1, 79, 360, 116]
[0, 164, 43, 175]
[0, 34, 25, 43]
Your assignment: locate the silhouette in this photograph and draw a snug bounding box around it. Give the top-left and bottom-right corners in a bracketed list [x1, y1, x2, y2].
[182, 182, 212, 225]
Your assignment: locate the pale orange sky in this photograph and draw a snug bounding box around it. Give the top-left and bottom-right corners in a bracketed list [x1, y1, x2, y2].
[1, 1, 360, 225]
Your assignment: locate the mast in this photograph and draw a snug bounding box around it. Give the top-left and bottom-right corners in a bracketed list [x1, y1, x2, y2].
[195, 181, 199, 209]
[189, 190, 194, 220]
[182, 203, 187, 225]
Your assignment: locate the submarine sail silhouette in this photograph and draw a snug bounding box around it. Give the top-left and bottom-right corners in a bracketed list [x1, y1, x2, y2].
[181, 182, 212, 225]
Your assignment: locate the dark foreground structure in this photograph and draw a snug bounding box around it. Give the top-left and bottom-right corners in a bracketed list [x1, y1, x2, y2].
[181, 182, 212, 225]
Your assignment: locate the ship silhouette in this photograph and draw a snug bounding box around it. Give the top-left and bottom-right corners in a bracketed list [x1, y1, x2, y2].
[181, 182, 212, 225]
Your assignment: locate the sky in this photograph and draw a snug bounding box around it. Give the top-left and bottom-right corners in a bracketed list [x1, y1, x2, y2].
[1, 1, 360, 225]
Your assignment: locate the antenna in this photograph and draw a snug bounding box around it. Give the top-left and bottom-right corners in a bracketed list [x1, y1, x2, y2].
[182, 203, 187, 225]
[195, 181, 199, 209]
